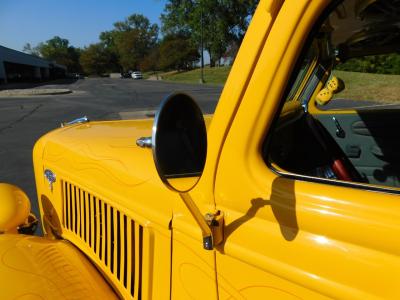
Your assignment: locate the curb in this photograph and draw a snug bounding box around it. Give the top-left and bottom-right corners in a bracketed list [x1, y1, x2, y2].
[0, 89, 72, 97]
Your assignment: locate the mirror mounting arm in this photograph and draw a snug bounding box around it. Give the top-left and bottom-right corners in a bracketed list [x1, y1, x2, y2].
[180, 193, 223, 250]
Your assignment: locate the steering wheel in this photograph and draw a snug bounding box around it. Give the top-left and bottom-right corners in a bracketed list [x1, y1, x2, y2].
[305, 114, 354, 181]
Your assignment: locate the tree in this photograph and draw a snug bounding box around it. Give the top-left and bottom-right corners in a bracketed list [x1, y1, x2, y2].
[80, 43, 117, 75]
[222, 41, 240, 65]
[35, 36, 82, 72]
[22, 43, 40, 57]
[337, 54, 400, 75]
[100, 14, 159, 71]
[98, 31, 122, 72]
[140, 46, 161, 72]
[221, 0, 258, 42]
[158, 34, 199, 70]
[161, 0, 257, 66]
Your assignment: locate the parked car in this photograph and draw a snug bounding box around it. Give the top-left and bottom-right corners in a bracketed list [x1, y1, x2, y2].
[131, 71, 143, 79]
[1, 0, 400, 299]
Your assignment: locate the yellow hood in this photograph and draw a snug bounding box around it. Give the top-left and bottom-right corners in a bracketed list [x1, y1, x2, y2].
[42, 119, 156, 188]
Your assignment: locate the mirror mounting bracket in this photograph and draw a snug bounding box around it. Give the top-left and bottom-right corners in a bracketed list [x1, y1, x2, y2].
[205, 211, 224, 247]
[136, 136, 152, 148]
[180, 193, 224, 250]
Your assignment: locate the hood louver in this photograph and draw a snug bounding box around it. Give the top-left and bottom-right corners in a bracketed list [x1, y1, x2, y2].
[62, 180, 144, 299]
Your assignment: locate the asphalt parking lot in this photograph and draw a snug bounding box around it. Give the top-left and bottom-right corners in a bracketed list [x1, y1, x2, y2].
[0, 78, 222, 231]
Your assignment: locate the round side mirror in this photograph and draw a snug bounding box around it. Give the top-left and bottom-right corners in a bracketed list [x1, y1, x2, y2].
[152, 93, 207, 192]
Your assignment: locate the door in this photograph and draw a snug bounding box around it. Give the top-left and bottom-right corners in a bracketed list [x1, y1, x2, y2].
[214, 0, 400, 299]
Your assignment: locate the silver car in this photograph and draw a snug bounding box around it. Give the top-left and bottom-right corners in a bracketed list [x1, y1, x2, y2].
[131, 71, 143, 79]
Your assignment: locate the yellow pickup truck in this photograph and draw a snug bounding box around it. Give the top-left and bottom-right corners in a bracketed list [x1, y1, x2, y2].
[1, 0, 400, 299]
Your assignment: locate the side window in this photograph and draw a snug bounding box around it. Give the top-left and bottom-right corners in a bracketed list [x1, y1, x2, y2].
[328, 54, 400, 109]
[266, 0, 400, 191]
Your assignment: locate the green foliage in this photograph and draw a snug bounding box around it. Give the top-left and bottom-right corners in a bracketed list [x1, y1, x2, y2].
[100, 14, 159, 71]
[158, 34, 199, 71]
[161, 0, 257, 66]
[80, 44, 118, 75]
[99, 31, 119, 54]
[36, 36, 82, 72]
[337, 54, 400, 75]
[140, 47, 160, 72]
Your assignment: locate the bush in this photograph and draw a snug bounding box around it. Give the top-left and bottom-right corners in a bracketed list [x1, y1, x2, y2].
[337, 54, 400, 75]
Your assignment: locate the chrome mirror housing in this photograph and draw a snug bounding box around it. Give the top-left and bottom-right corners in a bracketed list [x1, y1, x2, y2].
[151, 92, 207, 193]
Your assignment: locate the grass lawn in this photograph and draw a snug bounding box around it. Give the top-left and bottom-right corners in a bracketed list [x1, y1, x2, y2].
[333, 70, 400, 103]
[158, 67, 400, 104]
[161, 66, 231, 85]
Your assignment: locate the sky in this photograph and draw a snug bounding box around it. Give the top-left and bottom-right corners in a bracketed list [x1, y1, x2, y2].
[0, 0, 168, 51]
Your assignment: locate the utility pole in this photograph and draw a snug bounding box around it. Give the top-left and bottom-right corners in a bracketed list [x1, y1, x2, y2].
[200, 0, 205, 84]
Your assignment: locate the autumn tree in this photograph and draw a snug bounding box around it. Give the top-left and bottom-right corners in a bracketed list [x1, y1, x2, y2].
[158, 34, 199, 70]
[140, 46, 161, 72]
[80, 44, 119, 75]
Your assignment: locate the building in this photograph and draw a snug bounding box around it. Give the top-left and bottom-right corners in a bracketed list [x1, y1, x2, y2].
[0, 45, 66, 84]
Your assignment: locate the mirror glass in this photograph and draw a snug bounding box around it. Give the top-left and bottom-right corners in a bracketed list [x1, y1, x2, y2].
[152, 93, 207, 192]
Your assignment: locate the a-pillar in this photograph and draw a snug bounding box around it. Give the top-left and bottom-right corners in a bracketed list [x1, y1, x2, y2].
[0, 61, 7, 84]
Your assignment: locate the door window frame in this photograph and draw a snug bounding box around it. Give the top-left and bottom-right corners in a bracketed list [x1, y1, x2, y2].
[263, 0, 400, 196]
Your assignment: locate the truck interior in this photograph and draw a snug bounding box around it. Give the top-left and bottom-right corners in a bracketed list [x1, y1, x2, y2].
[266, 0, 400, 190]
